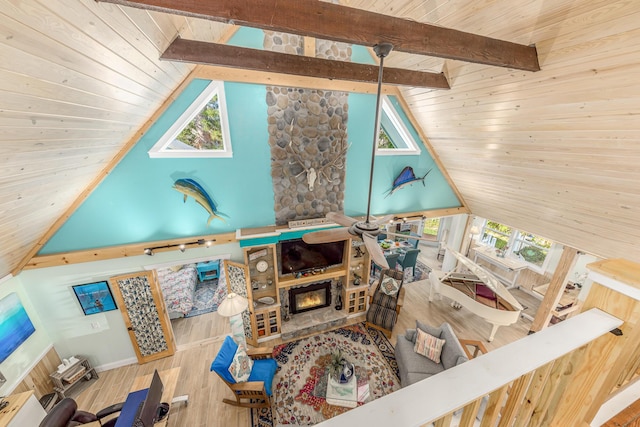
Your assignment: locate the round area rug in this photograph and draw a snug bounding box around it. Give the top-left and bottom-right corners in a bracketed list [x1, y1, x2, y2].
[266, 323, 400, 426]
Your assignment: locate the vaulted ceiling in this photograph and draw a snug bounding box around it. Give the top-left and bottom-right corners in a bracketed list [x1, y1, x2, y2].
[1, 0, 638, 279]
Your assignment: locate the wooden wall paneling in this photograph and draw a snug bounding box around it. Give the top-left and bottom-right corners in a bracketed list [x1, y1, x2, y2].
[528, 352, 574, 426]
[513, 362, 554, 427]
[497, 371, 533, 426]
[459, 398, 482, 426]
[479, 384, 509, 427]
[12, 347, 62, 399]
[548, 259, 640, 425]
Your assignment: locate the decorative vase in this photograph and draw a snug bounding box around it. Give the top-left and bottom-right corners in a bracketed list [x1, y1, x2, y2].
[339, 360, 354, 384]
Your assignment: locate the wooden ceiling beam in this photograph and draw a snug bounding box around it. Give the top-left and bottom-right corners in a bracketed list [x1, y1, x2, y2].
[161, 38, 450, 89]
[99, 0, 540, 71]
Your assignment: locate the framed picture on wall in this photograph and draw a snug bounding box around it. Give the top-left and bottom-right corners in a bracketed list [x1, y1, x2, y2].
[72, 281, 117, 315]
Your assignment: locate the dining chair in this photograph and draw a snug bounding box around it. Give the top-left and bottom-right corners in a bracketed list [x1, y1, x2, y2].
[372, 252, 400, 276]
[407, 232, 420, 249]
[397, 248, 420, 277]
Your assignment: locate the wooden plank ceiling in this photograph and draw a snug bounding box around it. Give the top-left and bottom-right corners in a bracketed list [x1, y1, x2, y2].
[1, 0, 639, 279]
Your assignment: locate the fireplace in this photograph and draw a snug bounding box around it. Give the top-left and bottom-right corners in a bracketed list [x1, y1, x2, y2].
[289, 281, 331, 314]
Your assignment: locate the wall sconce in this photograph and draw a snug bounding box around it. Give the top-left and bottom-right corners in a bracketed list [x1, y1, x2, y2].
[143, 238, 215, 256]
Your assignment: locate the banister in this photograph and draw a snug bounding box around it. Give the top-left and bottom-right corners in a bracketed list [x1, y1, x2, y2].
[316, 308, 622, 427]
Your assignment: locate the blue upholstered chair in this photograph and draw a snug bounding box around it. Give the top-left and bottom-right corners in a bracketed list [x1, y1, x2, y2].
[398, 248, 421, 277]
[210, 336, 277, 409]
[372, 253, 400, 276]
[407, 232, 420, 249]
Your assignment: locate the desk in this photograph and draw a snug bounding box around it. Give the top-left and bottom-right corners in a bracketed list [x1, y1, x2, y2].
[0, 391, 46, 427]
[84, 367, 182, 427]
[472, 246, 528, 289]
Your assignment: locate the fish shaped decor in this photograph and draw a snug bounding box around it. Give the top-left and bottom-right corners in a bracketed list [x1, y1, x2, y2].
[385, 166, 432, 197]
[173, 178, 225, 225]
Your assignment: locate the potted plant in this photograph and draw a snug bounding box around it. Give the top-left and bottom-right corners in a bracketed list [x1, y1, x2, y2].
[328, 350, 354, 384]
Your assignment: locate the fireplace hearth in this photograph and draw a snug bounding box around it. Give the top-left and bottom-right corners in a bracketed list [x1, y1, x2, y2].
[289, 281, 331, 314]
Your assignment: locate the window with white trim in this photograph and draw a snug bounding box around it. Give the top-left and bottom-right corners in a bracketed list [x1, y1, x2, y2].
[149, 80, 232, 158]
[376, 96, 421, 156]
[480, 220, 554, 270]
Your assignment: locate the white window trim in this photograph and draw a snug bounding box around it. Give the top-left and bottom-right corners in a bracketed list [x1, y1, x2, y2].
[148, 80, 233, 158]
[376, 96, 421, 156]
[479, 220, 553, 274]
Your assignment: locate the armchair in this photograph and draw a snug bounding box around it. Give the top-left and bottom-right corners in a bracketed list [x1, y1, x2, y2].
[210, 336, 278, 409]
[366, 268, 405, 337]
[39, 397, 123, 427]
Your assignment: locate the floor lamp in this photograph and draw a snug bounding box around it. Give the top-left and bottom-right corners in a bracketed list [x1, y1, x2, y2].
[466, 226, 480, 257]
[218, 292, 249, 349]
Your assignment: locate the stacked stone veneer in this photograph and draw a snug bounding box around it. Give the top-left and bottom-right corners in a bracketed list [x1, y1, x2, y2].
[264, 31, 352, 225]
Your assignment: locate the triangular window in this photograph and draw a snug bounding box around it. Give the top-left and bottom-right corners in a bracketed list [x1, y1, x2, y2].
[376, 96, 421, 156]
[149, 80, 232, 158]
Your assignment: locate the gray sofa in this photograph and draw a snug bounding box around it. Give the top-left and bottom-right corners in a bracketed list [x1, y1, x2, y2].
[395, 320, 469, 387]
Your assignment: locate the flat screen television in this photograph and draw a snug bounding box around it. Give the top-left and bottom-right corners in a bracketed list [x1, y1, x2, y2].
[280, 238, 345, 275]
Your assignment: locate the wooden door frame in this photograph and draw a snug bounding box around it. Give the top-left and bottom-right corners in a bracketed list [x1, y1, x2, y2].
[109, 270, 176, 364]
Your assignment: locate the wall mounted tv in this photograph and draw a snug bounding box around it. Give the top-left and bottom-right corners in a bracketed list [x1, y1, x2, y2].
[280, 238, 345, 275]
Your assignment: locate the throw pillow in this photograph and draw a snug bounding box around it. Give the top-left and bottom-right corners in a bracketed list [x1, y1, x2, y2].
[380, 276, 401, 296]
[228, 345, 253, 382]
[414, 328, 446, 364]
[416, 320, 442, 339]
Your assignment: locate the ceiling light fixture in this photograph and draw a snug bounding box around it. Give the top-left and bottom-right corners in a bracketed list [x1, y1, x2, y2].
[143, 238, 215, 255]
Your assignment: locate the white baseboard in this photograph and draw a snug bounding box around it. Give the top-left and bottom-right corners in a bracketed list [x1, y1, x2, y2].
[94, 357, 137, 373]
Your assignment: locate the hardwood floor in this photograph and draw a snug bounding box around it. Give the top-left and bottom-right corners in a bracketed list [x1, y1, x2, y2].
[73, 249, 532, 426]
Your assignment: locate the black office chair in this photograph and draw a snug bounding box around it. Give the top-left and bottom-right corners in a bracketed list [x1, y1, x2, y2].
[39, 397, 123, 427]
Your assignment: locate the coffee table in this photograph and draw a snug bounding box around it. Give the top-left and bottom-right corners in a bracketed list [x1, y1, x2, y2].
[313, 366, 370, 408]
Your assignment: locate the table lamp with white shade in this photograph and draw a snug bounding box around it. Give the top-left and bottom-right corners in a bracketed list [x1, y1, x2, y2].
[218, 292, 249, 349]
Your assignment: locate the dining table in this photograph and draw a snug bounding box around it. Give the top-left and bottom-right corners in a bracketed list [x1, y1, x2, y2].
[379, 239, 413, 255]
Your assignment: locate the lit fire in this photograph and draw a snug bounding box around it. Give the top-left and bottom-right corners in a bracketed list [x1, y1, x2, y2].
[297, 291, 325, 310]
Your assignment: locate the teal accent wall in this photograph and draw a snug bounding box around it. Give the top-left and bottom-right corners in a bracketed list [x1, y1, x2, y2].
[344, 93, 460, 216]
[40, 30, 460, 255]
[41, 79, 275, 254]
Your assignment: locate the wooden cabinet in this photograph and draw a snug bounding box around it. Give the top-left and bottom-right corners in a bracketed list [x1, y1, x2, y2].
[0, 391, 46, 427]
[345, 286, 368, 314]
[343, 239, 370, 314]
[254, 307, 281, 338]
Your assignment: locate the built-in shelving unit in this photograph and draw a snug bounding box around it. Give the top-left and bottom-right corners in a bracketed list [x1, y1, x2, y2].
[242, 236, 371, 342]
[243, 245, 281, 341]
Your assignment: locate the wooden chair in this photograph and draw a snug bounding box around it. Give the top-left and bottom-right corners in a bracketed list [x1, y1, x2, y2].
[458, 339, 489, 359]
[210, 336, 277, 409]
[366, 269, 405, 337]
